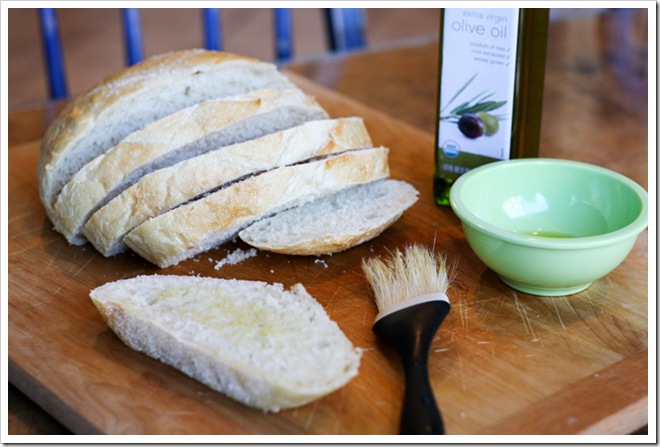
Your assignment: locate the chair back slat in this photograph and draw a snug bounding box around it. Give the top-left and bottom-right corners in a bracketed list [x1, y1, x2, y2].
[122, 8, 144, 65]
[38, 8, 68, 100]
[274, 8, 293, 62]
[341, 9, 366, 49]
[325, 8, 366, 52]
[203, 8, 222, 51]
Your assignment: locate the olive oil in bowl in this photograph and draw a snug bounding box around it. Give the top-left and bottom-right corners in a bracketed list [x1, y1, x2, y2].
[527, 230, 576, 239]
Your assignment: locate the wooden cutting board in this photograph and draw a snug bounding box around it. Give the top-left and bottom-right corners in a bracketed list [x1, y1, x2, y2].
[8, 74, 648, 435]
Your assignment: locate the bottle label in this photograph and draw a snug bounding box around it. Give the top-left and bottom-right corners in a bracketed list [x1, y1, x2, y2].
[437, 8, 520, 178]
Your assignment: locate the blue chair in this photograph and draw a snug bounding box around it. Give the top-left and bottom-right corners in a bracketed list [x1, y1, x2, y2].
[38, 8, 367, 101]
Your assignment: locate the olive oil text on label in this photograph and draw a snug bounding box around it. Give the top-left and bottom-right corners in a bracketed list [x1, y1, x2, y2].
[450, 10, 512, 39]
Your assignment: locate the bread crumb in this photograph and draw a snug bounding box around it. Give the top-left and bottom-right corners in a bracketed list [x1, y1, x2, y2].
[214, 248, 258, 270]
[314, 258, 328, 268]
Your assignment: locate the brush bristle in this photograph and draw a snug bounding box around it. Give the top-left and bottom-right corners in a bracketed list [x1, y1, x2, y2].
[362, 244, 451, 314]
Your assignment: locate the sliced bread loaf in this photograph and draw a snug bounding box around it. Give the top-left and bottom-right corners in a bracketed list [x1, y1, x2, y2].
[53, 88, 328, 245]
[38, 49, 296, 224]
[124, 147, 390, 268]
[89, 275, 361, 412]
[239, 179, 419, 255]
[83, 117, 372, 257]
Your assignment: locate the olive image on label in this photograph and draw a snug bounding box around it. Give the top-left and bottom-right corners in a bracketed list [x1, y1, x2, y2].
[477, 112, 499, 136]
[457, 114, 485, 139]
[438, 73, 507, 140]
[457, 113, 500, 139]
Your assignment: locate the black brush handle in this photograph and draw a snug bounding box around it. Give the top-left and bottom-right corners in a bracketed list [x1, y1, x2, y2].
[373, 300, 450, 435]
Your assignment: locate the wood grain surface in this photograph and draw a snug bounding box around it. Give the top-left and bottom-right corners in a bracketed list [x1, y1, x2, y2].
[8, 70, 648, 435]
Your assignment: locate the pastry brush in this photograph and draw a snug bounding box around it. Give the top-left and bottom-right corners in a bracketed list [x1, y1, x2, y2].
[362, 244, 451, 435]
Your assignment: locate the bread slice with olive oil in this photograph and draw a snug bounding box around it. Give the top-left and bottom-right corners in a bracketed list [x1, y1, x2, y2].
[90, 275, 362, 412]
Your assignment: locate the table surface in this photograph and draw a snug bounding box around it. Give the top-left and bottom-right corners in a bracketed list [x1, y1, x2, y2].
[7, 10, 651, 437]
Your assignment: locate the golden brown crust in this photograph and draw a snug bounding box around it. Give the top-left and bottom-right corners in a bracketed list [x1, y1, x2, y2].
[53, 89, 328, 245]
[40, 50, 253, 171]
[39, 51, 243, 173]
[82, 118, 370, 256]
[38, 49, 292, 223]
[124, 147, 389, 267]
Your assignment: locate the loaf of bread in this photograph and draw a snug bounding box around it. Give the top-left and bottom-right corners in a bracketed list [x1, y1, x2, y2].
[124, 147, 390, 268]
[38, 49, 417, 267]
[89, 275, 362, 412]
[83, 117, 372, 257]
[38, 50, 296, 225]
[53, 88, 328, 245]
[239, 179, 419, 255]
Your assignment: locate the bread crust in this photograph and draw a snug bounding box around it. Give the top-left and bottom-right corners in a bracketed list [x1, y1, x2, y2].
[83, 118, 371, 256]
[124, 147, 390, 268]
[38, 49, 294, 224]
[53, 88, 328, 245]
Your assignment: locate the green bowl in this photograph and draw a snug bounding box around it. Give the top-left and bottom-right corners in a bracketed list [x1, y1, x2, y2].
[449, 158, 648, 296]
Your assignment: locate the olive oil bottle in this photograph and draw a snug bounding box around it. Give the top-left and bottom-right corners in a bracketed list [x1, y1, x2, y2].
[434, 8, 549, 206]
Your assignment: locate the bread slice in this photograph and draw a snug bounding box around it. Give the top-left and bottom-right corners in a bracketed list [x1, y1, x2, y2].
[124, 147, 390, 268]
[89, 275, 362, 412]
[239, 179, 419, 255]
[53, 88, 328, 245]
[83, 117, 372, 257]
[38, 49, 296, 225]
